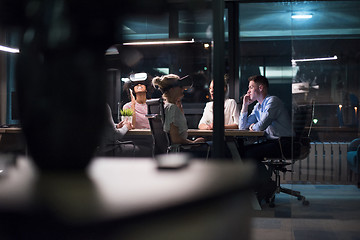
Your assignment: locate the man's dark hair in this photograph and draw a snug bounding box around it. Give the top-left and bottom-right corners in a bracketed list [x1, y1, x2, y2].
[248, 75, 269, 89]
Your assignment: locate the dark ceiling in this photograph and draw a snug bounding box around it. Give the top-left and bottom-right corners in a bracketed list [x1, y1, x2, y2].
[121, 0, 360, 41]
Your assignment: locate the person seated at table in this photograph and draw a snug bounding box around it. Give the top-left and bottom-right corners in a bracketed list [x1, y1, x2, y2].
[122, 73, 151, 129]
[98, 104, 134, 156]
[152, 74, 206, 146]
[198, 75, 239, 130]
[238, 75, 294, 204]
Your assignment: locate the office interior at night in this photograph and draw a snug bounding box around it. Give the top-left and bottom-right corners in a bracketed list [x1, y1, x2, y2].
[0, 0, 359, 239]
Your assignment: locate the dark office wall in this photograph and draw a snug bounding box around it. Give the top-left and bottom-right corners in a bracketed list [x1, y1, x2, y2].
[106, 69, 121, 122]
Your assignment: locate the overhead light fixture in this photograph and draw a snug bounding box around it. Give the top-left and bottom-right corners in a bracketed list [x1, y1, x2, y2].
[123, 39, 195, 46]
[291, 14, 313, 19]
[105, 46, 119, 55]
[0, 45, 20, 53]
[291, 55, 338, 66]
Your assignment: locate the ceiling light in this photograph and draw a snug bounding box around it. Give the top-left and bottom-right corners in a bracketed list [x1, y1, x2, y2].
[0, 45, 20, 53]
[123, 39, 195, 46]
[105, 46, 119, 55]
[292, 55, 338, 62]
[291, 14, 313, 19]
[291, 55, 338, 66]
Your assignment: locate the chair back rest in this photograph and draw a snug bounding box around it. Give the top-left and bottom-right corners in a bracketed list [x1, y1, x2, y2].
[146, 98, 171, 155]
[292, 105, 311, 138]
[286, 103, 315, 160]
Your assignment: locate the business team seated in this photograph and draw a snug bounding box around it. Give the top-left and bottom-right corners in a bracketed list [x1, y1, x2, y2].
[238, 75, 294, 204]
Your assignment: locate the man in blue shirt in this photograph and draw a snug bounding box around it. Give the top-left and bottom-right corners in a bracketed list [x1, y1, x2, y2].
[239, 75, 294, 204]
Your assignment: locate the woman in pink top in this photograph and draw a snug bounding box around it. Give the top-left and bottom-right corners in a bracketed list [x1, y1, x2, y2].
[122, 73, 151, 129]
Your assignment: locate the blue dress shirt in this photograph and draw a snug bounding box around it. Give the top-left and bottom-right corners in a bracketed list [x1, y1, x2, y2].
[239, 95, 294, 139]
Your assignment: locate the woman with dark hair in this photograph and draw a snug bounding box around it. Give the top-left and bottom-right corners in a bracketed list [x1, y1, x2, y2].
[122, 73, 152, 129]
[198, 75, 239, 130]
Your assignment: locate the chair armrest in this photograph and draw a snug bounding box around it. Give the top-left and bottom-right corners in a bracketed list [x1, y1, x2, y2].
[107, 140, 134, 146]
[179, 142, 210, 147]
[177, 142, 210, 150]
[117, 140, 134, 145]
[145, 114, 160, 119]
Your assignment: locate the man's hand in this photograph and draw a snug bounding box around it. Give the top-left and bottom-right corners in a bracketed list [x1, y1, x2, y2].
[241, 93, 255, 113]
[249, 123, 255, 131]
[241, 94, 251, 113]
[243, 93, 251, 106]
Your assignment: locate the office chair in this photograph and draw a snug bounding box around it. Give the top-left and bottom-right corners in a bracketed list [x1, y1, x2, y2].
[263, 101, 315, 207]
[146, 98, 210, 158]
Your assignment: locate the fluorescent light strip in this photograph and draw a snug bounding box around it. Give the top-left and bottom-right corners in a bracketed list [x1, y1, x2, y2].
[123, 39, 195, 46]
[291, 14, 312, 19]
[0, 45, 20, 53]
[292, 55, 338, 64]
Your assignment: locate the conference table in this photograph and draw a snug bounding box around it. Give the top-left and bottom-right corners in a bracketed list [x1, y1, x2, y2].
[0, 127, 22, 134]
[127, 128, 264, 137]
[187, 129, 265, 161]
[0, 127, 26, 153]
[127, 129, 265, 161]
[0, 127, 265, 161]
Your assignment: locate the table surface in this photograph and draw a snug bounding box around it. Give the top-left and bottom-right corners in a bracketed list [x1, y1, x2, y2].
[0, 127, 264, 137]
[0, 127, 22, 134]
[0, 156, 255, 225]
[187, 129, 264, 137]
[127, 128, 264, 137]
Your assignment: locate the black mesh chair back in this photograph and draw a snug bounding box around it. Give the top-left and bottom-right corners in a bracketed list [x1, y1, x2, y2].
[281, 103, 314, 160]
[146, 98, 171, 155]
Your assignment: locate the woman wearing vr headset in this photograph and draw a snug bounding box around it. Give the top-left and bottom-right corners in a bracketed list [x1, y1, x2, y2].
[152, 74, 206, 145]
[122, 73, 151, 129]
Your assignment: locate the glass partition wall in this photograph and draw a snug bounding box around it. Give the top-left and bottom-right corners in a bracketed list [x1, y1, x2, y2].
[108, 0, 359, 138]
[236, 0, 359, 184]
[106, 7, 214, 126]
[238, 1, 360, 143]
[104, 0, 359, 175]
[1, 1, 358, 182]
